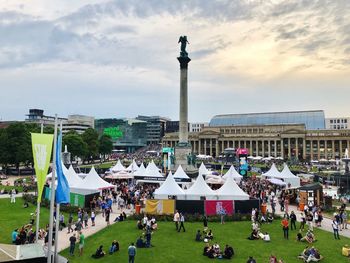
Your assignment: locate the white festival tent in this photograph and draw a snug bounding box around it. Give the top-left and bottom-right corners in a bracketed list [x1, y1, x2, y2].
[198, 162, 210, 176]
[173, 165, 190, 180]
[126, 160, 140, 172]
[111, 160, 126, 172]
[154, 172, 186, 199]
[261, 163, 281, 178]
[142, 160, 163, 178]
[133, 163, 146, 176]
[222, 165, 243, 183]
[279, 163, 301, 188]
[105, 171, 133, 180]
[185, 174, 216, 200]
[71, 166, 115, 194]
[46, 161, 69, 179]
[215, 174, 249, 200]
[66, 165, 83, 187]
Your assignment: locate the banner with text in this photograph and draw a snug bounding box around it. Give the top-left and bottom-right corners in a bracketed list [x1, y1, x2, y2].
[31, 133, 54, 202]
[145, 199, 175, 215]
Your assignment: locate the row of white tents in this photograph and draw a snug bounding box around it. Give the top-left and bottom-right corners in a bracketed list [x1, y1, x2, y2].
[154, 168, 249, 200]
[47, 163, 115, 195]
[261, 163, 300, 188]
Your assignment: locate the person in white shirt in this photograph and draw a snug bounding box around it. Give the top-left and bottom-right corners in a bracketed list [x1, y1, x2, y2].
[11, 189, 16, 203]
[332, 219, 340, 239]
[173, 210, 180, 231]
[263, 232, 271, 242]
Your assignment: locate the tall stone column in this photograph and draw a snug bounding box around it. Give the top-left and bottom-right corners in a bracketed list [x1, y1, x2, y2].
[274, 140, 277, 157]
[281, 139, 284, 159]
[317, 140, 320, 160]
[332, 140, 335, 159]
[210, 139, 213, 157]
[303, 139, 306, 160]
[177, 56, 191, 144]
[204, 139, 207, 155]
[268, 140, 271, 157]
[295, 138, 299, 159]
[310, 140, 314, 160]
[288, 138, 291, 159]
[198, 139, 201, 154]
[215, 139, 219, 157]
[340, 140, 343, 158]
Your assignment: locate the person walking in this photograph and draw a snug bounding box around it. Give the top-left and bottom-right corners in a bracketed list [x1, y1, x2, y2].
[69, 233, 77, 256]
[332, 219, 340, 240]
[67, 213, 74, 234]
[290, 211, 297, 230]
[105, 207, 110, 226]
[178, 213, 185, 232]
[174, 210, 180, 231]
[79, 231, 85, 256]
[128, 242, 136, 263]
[91, 211, 96, 227]
[10, 189, 16, 203]
[83, 211, 89, 228]
[300, 213, 306, 231]
[281, 216, 289, 239]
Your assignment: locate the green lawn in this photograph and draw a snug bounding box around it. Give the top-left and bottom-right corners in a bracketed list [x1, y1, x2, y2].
[0, 198, 73, 244]
[60, 220, 349, 263]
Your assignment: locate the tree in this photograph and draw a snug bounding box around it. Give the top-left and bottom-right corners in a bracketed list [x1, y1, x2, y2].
[0, 128, 9, 167]
[81, 128, 99, 163]
[5, 122, 32, 168]
[99, 134, 113, 162]
[63, 133, 88, 161]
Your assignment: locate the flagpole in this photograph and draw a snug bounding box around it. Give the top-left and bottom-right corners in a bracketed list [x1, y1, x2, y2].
[54, 122, 63, 262]
[35, 122, 44, 243]
[47, 116, 58, 263]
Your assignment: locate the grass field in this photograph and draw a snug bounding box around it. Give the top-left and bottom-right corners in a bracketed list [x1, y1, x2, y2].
[0, 198, 72, 244]
[60, 219, 349, 263]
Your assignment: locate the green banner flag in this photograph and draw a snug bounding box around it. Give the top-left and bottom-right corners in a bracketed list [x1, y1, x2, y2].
[31, 133, 54, 202]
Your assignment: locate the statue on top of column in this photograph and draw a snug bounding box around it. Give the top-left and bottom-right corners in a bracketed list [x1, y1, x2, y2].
[178, 36, 189, 57]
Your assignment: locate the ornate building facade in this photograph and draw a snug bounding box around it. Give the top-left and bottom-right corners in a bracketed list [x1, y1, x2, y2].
[162, 124, 350, 161]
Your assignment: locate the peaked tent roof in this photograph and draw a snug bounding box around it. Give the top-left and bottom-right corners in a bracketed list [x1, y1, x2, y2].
[74, 166, 115, 190]
[134, 163, 146, 176]
[216, 175, 249, 200]
[173, 165, 190, 179]
[111, 160, 126, 172]
[186, 173, 216, 199]
[222, 165, 243, 180]
[154, 172, 185, 198]
[46, 162, 69, 179]
[262, 163, 281, 178]
[198, 162, 209, 176]
[66, 165, 82, 187]
[280, 163, 298, 178]
[143, 160, 163, 178]
[126, 160, 139, 172]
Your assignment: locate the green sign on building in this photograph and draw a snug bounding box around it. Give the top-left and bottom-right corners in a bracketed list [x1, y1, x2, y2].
[103, 126, 123, 140]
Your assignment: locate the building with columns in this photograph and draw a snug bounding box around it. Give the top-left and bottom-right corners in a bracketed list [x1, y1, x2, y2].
[163, 111, 350, 161]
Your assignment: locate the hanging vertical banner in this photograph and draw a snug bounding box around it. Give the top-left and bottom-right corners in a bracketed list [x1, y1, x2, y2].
[205, 200, 234, 216]
[31, 133, 54, 202]
[55, 131, 70, 204]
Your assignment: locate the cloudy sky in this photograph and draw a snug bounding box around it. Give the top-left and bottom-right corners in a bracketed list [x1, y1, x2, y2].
[0, 0, 349, 122]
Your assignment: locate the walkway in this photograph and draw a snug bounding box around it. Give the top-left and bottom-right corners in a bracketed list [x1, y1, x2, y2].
[268, 202, 350, 238]
[55, 204, 133, 252]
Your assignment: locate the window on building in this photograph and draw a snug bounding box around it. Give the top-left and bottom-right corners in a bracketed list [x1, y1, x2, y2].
[236, 129, 241, 134]
[330, 120, 333, 123]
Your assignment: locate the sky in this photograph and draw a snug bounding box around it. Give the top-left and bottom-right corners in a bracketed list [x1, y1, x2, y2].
[0, 0, 349, 122]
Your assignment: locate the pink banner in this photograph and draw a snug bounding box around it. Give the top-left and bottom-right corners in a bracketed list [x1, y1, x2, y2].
[205, 200, 234, 216]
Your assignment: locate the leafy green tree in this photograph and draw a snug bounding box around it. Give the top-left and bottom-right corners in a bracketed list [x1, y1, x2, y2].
[81, 128, 99, 163]
[0, 128, 9, 167]
[5, 123, 32, 168]
[63, 132, 88, 161]
[99, 134, 113, 162]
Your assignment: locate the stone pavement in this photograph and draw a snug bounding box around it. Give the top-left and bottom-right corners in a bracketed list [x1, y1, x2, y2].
[55, 203, 133, 252]
[267, 202, 350, 238]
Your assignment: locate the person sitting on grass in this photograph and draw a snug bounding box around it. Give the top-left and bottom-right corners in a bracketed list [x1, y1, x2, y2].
[267, 212, 274, 223]
[150, 217, 158, 230]
[213, 243, 221, 255]
[261, 232, 271, 242]
[136, 236, 146, 248]
[295, 229, 302, 241]
[205, 229, 214, 240]
[91, 245, 105, 259]
[137, 220, 144, 230]
[248, 229, 259, 240]
[195, 230, 202, 242]
[223, 244, 234, 259]
[269, 254, 277, 263]
[114, 213, 125, 222]
[109, 240, 119, 254]
[301, 230, 316, 244]
[203, 243, 211, 256]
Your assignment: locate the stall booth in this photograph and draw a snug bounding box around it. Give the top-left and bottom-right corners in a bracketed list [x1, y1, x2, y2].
[298, 183, 323, 209]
